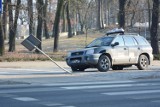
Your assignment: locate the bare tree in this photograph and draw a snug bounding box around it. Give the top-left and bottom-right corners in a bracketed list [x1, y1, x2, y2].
[96, 0, 104, 29]
[36, 0, 44, 52]
[28, 0, 34, 35]
[62, 3, 67, 32]
[8, 0, 21, 52]
[52, 0, 64, 52]
[0, 16, 4, 56]
[118, 0, 126, 29]
[147, 0, 152, 30]
[2, 0, 8, 40]
[66, 1, 73, 38]
[125, 0, 139, 27]
[43, 0, 50, 39]
[150, 0, 159, 54]
[76, 0, 94, 32]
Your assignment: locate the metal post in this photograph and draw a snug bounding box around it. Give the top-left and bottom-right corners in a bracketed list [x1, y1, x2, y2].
[26, 40, 72, 74]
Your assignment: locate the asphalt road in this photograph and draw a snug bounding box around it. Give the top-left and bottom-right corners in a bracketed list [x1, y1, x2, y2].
[0, 66, 160, 85]
[0, 65, 160, 107]
[0, 78, 160, 107]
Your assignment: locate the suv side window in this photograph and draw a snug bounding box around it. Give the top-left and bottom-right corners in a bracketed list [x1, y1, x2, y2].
[134, 36, 149, 45]
[112, 36, 124, 46]
[123, 36, 136, 46]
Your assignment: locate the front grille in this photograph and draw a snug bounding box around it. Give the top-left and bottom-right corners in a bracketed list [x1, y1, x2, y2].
[70, 57, 82, 64]
[71, 51, 84, 56]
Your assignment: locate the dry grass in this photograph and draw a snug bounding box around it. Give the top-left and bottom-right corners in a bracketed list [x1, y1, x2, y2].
[1, 31, 104, 62]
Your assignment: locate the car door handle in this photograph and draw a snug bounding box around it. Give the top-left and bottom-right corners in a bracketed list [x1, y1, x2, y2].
[124, 48, 127, 50]
[138, 47, 140, 50]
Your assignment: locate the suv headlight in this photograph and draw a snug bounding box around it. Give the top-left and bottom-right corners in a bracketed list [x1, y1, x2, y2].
[86, 49, 94, 55]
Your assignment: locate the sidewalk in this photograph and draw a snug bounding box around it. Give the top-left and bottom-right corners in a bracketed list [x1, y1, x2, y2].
[0, 60, 159, 69]
[0, 60, 160, 87]
[0, 61, 69, 69]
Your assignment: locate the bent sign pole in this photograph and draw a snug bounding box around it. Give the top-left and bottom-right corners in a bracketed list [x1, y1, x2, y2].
[21, 35, 72, 74]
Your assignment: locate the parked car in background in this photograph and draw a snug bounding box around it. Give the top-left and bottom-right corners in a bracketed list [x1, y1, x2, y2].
[66, 28, 153, 72]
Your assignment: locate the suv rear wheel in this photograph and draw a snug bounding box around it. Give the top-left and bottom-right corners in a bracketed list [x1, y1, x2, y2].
[97, 55, 111, 72]
[137, 55, 149, 70]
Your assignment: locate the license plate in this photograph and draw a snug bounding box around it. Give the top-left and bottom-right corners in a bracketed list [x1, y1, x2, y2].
[71, 59, 80, 63]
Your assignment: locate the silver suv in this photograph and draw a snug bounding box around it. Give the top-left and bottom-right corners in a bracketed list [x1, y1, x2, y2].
[66, 29, 153, 72]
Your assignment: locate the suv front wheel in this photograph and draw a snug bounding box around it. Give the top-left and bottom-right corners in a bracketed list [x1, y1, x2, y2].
[97, 55, 111, 72]
[137, 55, 149, 70]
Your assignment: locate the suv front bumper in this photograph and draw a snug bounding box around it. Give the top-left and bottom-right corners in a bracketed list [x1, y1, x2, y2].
[66, 54, 101, 67]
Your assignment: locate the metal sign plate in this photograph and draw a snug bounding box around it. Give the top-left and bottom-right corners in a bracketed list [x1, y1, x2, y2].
[21, 35, 41, 51]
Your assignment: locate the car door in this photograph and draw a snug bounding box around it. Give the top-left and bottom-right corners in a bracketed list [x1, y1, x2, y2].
[123, 36, 139, 64]
[111, 36, 129, 64]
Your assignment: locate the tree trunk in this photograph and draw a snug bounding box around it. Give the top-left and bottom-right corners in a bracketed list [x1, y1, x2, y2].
[101, 0, 104, 29]
[2, 0, 8, 40]
[77, 12, 84, 32]
[28, 0, 34, 35]
[130, 11, 135, 27]
[52, 0, 64, 52]
[43, 0, 49, 39]
[147, 0, 151, 30]
[97, 0, 103, 29]
[8, 0, 21, 52]
[8, 0, 14, 51]
[150, 0, 159, 54]
[66, 3, 72, 38]
[62, 4, 67, 32]
[36, 0, 44, 53]
[118, 0, 126, 29]
[0, 16, 4, 56]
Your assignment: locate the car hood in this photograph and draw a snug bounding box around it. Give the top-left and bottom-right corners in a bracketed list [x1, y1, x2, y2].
[70, 46, 111, 53]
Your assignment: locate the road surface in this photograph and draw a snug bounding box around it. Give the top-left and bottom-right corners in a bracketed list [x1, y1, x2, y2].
[0, 78, 160, 107]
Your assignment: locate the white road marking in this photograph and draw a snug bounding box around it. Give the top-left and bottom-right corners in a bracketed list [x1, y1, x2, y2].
[103, 90, 160, 95]
[44, 80, 135, 87]
[61, 83, 156, 90]
[61, 106, 75, 107]
[62, 84, 130, 90]
[13, 97, 39, 101]
[43, 103, 64, 106]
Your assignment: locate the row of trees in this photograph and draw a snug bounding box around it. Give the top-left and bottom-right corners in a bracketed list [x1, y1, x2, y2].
[0, 0, 159, 56]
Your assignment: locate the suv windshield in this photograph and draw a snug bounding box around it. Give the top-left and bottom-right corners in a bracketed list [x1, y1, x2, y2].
[86, 37, 114, 48]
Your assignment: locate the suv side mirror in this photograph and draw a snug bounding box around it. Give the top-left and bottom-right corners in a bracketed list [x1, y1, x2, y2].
[111, 42, 119, 47]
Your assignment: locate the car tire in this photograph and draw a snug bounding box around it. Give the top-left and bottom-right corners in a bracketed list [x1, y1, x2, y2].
[71, 66, 85, 72]
[112, 65, 123, 70]
[97, 55, 111, 72]
[137, 55, 149, 70]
